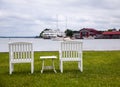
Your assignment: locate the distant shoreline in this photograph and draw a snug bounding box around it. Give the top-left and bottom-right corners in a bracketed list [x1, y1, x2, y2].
[0, 36, 37, 38]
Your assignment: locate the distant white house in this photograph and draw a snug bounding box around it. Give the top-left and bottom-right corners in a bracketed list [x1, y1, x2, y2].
[42, 29, 65, 39]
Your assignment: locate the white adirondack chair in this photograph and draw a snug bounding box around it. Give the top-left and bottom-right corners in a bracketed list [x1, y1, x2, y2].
[59, 41, 83, 73]
[9, 42, 34, 74]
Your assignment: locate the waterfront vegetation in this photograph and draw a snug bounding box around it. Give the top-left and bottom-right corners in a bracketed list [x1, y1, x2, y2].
[0, 51, 120, 87]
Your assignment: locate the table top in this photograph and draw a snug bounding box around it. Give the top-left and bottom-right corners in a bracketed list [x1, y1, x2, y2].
[40, 56, 57, 59]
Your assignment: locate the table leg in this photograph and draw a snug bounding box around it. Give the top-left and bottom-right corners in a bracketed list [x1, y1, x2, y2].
[52, 59, 57, 73]
[41, 60, 44, 73]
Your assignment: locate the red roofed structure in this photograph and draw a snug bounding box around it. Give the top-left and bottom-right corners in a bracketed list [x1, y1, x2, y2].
[103, 31, 120, 39]
[79, 28, 102, 39]
[103, 31, 120, 35]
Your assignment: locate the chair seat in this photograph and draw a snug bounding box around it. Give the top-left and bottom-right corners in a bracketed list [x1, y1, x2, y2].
[60, 58, 81, 61]
[10, 59, 32, 63]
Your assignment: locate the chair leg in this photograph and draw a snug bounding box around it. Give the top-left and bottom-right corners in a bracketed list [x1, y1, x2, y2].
[78, 61, 81, 71]
[78, 61, 83, 72]
[9, 63, 12, 74]
[81, 61, 83, 72]
[10, 63, 14, 74]
[31, 61, 34, 74]
[78, 61, 80, 69]
[59, 61, 61, 71]
[60, 61, 63, 73]
[12, 63, 14, 72]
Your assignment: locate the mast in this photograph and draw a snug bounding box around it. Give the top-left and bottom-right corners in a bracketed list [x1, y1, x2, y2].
[56, 15, 59, 29]
[65, 16, 67, 30]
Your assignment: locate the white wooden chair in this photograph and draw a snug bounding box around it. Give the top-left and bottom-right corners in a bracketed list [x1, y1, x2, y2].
[59, 41, 83, 73]
[9, 42, 34, 74]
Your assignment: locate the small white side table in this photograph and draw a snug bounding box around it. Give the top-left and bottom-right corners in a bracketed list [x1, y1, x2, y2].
[40, 56, 57, 73]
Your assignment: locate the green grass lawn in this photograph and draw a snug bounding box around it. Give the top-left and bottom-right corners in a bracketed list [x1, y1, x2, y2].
[0, 51, 120, 87]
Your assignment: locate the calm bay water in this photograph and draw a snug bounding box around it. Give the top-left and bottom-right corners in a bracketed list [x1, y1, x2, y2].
[0, 38, 120, 52]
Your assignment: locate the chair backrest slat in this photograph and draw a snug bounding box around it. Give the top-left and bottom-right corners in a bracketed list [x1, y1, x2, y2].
[60, 41, 82, 59]
[9, 42, 33, 60]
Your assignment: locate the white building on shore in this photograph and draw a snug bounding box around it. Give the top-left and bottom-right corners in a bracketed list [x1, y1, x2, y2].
[42, 29, 65, 39]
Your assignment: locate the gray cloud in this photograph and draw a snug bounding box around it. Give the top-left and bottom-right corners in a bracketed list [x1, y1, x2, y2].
[0, 0, 120, 36]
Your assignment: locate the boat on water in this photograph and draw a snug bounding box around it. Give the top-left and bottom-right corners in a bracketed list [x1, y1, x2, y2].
[52, 37, 72, 41]
[52, 37, 64, 41]
[83, 36, 95, 39]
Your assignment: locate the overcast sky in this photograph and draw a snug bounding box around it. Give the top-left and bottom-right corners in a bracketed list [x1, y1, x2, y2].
[0, 0, 120, 36]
